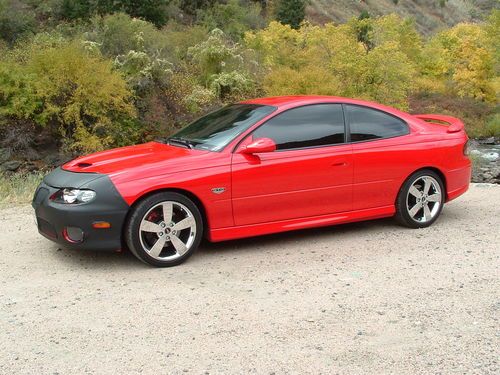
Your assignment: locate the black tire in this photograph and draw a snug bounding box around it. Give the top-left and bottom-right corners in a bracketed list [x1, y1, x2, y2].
[395, 169, 445, 229]
[125, 192, 203, 267]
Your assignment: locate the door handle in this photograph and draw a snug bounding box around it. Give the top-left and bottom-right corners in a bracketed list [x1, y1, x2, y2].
[332, 161, 347, 167]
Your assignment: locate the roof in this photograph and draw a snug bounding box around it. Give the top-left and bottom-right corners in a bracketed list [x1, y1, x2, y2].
[240, 95, 398, 109]
[240, 96, 426, 130]
[241, 95, 347, 107]
[241, 95, 415, 117]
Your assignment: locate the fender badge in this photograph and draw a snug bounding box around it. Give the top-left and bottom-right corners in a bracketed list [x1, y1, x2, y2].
[211, 187, 226, 194]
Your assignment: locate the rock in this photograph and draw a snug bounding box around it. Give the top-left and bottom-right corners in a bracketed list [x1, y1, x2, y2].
[1, 160, 21, 172]
[483, 152, 499, 162]
[0, 148, 9, 164]
[483, 172, 493, 180]
[477, 136, 496, 145]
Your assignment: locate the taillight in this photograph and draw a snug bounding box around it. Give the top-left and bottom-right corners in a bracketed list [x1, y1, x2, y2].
[463, 140, 470, 156]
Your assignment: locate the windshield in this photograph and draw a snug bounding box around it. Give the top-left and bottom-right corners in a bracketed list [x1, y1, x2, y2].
[168, 104, 276, 151]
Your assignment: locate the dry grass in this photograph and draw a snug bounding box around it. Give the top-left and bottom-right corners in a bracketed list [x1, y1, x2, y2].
[0, 172, 44, 205]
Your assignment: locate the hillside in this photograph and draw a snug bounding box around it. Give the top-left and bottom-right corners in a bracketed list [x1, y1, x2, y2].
[307, 0, 498, 34]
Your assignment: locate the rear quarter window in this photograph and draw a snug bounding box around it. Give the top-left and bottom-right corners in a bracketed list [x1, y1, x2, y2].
[346, 105, 409, 142]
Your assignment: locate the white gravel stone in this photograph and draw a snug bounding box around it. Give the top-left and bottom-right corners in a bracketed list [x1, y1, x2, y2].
[0, 183, 498, 374]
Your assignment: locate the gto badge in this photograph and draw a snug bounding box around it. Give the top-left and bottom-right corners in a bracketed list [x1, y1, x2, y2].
[211, 187, 226, 194]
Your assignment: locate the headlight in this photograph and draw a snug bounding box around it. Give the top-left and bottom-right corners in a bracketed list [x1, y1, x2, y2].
[50, 188, 96, 204]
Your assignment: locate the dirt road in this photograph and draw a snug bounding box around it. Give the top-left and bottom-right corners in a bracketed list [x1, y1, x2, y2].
[0, 184, 499, 374]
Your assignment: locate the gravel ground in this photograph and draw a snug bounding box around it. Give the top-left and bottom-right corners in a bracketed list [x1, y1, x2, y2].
[0, 183, 499, 375]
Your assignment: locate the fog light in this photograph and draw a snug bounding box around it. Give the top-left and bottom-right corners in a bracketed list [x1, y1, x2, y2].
[63, 226, 84, 243]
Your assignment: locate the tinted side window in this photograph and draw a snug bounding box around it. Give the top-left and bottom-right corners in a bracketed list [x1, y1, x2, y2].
[346, 105, 408, 142]
[253, 104, 345, 150]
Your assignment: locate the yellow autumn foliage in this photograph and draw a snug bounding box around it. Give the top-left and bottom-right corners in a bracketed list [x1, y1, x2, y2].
[421, 22, 497, 102]
[245, 18, 416, 109]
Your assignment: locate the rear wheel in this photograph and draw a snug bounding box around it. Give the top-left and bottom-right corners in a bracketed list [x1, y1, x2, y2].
[395, 170, 444, 228]
[125, 192, 203, 267]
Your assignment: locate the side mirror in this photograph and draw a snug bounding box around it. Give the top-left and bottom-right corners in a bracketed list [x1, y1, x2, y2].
[240, 138, 276, 154]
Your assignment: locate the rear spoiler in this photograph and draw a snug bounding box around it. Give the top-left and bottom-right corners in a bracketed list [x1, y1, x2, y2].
[414, 114, 464, 133]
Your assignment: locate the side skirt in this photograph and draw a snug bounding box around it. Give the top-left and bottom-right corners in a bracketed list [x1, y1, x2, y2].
[208, 205, 396, 242]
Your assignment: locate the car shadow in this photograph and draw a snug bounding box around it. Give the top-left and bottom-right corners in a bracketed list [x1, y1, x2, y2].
[46, 207, 462, 269]
[195, 217, 403, 262]
[46, 242, 141, 269]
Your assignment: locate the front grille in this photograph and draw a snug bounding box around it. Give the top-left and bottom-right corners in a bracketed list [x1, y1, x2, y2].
[37, 217, 57, 239]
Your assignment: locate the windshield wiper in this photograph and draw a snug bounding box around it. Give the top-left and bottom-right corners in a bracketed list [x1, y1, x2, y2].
[167, 137, 195, 149]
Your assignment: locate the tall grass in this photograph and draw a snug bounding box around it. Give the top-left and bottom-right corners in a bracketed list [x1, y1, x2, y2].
[0, 172, 44, 204]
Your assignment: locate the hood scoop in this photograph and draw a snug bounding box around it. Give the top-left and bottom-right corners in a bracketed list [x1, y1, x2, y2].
[76, 162, 93, 168]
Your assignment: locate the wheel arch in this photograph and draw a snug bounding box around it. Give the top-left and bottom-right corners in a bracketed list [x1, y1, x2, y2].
[124, 187, 209, 237]
[403, 166, 448, 200]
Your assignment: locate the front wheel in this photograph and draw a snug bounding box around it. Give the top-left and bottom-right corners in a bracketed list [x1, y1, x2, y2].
[125, 192, 203, 267]
[395, 170, 445, 228]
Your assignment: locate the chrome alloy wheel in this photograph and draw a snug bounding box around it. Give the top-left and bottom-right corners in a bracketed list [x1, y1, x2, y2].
[138, 201, 197, 261]
[406, 175, 442, 223]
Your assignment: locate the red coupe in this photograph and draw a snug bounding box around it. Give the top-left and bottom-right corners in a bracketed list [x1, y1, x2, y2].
[32, 96, 471, 267]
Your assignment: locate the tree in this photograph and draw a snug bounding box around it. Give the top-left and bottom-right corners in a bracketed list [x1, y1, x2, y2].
[59, 0, 171, 27]
[275, 0, 306, 29]
[355, 10, 373, 52]
[421, 23, 496, 102]
[180, 0, 217, 16]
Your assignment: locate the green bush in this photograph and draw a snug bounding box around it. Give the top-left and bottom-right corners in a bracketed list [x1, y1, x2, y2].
[85, 13, 169, 58]
[275, 0, 306, 29]
[58, 0, 171, 27]
[188, 28, 257, 100]
[485, 113, 500, 137]
[0, 0, 36, 44]
[198, 0, 265, 40]
[0, 37, 137, 153]
[180, 0, 217, 16]
[0, 5, 498, 170]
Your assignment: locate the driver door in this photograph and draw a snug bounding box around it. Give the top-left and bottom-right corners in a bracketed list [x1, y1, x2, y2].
[231, 104, 353, 226]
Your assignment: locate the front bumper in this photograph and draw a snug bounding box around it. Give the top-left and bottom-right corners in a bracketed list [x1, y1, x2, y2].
[32, 168, 129, 251]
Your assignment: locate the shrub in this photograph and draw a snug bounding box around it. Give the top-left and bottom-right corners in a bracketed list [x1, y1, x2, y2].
[275, 0, 306, 30]
[246, 20, 415, 109]
[363, 42, 415, 109]
[370, 14, 422, 63]
[0, 38, 137, 153]
[263, 65, 342, 96]
[421, 23, 496, 102]
[210, 70, 253, 100]
[161, 22, 208, 61]
[485, 113, 500, 137]
[180, 0, 217, 16]
[0, 0, 37, 44]
[409, 93, 498, 138]
[85, 13, 169, 58]
[83, 13, 173, 89]
[58, 0, 171, 27]
[198, 0, 265, 40]
[188, 29, 256, 100]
